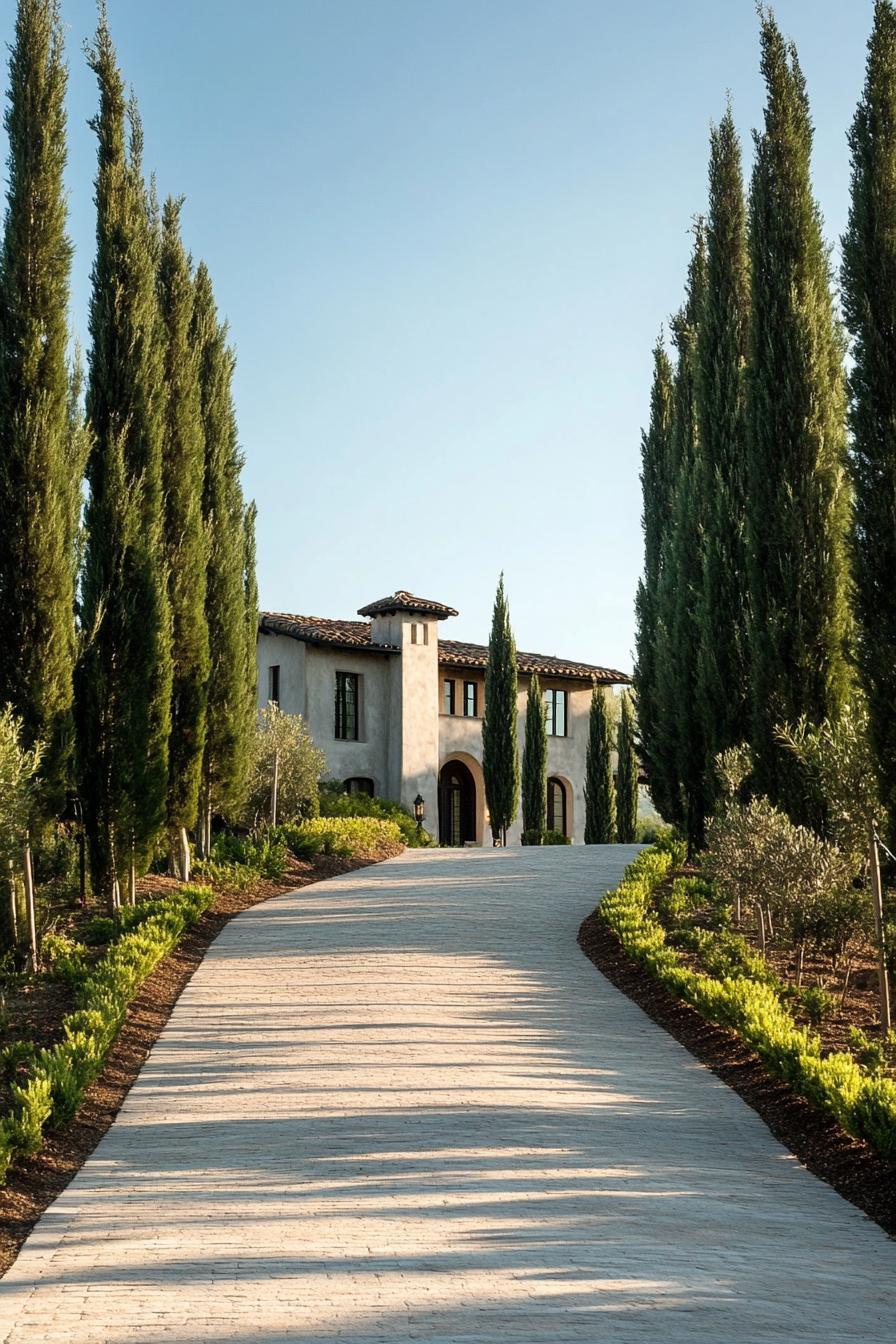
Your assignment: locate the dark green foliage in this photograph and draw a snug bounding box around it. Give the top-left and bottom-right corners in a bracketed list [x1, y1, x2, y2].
[317, 788, 434, 847]
[746, 10, 851, 825]
[616, 690, 639, 843]
[158, 197, 209, 845]
[0, 0, 82, 813]
[842, 1, 896, 848]
[193, 264, 255, 828]
[521, 673, 547, 840]
[77, 14, 172, 904]
[633, 341, 675, 823]
[654, 228, 709, 849]
[584, 688, 616, 843]
[696, 108, 752, 807]
[482, 575, 519, 844]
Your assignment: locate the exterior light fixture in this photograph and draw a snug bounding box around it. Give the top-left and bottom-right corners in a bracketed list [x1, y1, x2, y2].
[413, 794, 425, 833]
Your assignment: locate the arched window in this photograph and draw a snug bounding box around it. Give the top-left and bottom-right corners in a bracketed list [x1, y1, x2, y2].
[546, 777, 567, 837]
[344, 777, 375, 797]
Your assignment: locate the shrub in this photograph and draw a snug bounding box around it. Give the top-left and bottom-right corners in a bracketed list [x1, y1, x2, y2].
[41, 931, 90, 988]
[521, 829, 544, 846]
[597, 845, 896, 1163]
[0, 883, 214, 1182]
[542, 829, 571, 845]
[318, 788, 434, 847]
[798, 985, 835, 1026]
[211, 831, 287, 879]
[289, 817, 402, 858]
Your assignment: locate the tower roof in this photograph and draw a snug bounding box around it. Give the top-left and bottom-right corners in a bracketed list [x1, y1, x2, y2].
[357, 590, 458, 619]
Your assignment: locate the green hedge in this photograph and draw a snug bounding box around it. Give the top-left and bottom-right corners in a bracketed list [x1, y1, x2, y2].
[597, 844, 896, 1162]
[318, 787, 434, 847]
[0, 883, 214, 1182]
[289, 816, 403, 858]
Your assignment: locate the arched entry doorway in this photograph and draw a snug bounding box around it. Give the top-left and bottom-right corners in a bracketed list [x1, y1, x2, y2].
[439, 760, 476, 846]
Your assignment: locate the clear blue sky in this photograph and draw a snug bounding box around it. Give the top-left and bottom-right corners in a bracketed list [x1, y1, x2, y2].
[0, 0, 875, 670]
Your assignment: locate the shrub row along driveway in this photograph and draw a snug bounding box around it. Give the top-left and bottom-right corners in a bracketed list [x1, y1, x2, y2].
[1, 846, 894, 1342]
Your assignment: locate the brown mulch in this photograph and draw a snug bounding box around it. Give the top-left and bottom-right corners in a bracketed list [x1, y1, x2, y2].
[578, 911, 896, 1238]
[0, 848, 399, 1276]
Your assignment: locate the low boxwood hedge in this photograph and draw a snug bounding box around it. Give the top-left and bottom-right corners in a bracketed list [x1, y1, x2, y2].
[597, 843, 896, 1162]
[0, 882, 214, 1182]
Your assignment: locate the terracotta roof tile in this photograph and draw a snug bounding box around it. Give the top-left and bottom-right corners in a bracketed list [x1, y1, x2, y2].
[438, 638, 629, 684]
[357, 590, 459, 618]
[259, 612, 399, 653]
[260, 611, 629, 684]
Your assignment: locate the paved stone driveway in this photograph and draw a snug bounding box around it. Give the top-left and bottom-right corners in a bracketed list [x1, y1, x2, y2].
[1, 846, 894, 1342]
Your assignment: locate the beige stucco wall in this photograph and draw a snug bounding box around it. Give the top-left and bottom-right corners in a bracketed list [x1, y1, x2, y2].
[257, 627, 615, 846]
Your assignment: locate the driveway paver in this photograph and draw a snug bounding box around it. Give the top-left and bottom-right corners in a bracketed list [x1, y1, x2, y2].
[0, 845, 894, 1343]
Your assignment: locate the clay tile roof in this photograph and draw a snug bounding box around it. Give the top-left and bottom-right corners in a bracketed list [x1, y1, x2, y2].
[438, 638, 629, 685]
[259, 611, 630, 684]
[357, 590, 459, 619]
[259, 612, 399, 653]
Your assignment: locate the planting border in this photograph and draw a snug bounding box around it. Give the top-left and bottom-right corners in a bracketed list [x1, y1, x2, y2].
[596, 844, 896, 1162]
[0, 883, 214, 1179]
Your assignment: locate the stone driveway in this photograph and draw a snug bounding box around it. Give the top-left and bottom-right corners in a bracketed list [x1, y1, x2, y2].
[0, 846, 894, 1342]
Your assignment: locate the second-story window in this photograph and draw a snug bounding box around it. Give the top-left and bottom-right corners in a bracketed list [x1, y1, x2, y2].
[268, 664, 280, 706]
[544, 688, 568, 737]
[335, 671, 359, 740]
[463, 681, 477, 717]
[444, 678, 456, 715]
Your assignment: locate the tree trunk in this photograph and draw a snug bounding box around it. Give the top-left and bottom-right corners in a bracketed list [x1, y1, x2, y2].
[22, 844, 38, 975]
[757, 904, 766, 958]
[128, 862, 136, 906]
[178, 826, 190, 884]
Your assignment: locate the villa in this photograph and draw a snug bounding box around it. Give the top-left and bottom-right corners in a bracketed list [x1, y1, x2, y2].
[257, 591, 629, 845]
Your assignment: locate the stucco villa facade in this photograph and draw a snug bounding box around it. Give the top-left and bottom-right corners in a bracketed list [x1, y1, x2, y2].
[257, 591, 629, 846]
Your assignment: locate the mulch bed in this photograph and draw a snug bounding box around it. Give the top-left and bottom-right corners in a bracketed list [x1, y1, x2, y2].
[0, 849, 396, 1276]
[578, 911, 896, 1238]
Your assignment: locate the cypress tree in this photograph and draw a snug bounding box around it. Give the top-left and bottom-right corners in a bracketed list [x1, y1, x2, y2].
[633, 340, 675, 823]
[482, 573, 519, 845]
[584, 688, 616, 843]
[746, 9, 851, 824]
[193, 264, 254, 845]
[696, 107, 751, 807]
[78, 12, 172, 907]
[158, 197, 209, 879]
[521, 672, 547, 841]
[0, 0, 82, 813]
[616, 690, 639, 843]
[654, 227, 708, 849]
[842, 0, 896, 847]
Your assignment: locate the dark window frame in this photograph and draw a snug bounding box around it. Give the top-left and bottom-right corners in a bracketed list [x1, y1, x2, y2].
[344, 777, 374, 797]
[544, 687, 568, 737]
[268, 664, 280, 706]
[444, 678, 456, 715]
[335, 671, 360, 740]
[463, 681, 477, 717]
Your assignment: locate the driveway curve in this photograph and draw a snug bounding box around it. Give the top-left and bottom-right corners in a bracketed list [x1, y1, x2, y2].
[1, 846, 894, 1342]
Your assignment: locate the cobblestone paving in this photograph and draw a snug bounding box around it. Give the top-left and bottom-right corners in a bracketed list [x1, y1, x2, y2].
[1, 846, 894, 1342]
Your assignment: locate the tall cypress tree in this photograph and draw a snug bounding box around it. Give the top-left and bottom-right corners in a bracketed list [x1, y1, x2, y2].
[654, 227, 708, 849]
[696, 107, 751, 806]
[193, 264, 254, 844]
[584, 688, 616, 843]
[158, 197, 209, 878]
[521, 672, 547, 841]
[842, 0, 896, 847]
[633, 340, 675, 823]
[616, 690, 638, 843]
[0, 0, 81, 813]
[78, 11, 172, 906]
[482, 574, 519, 845]
[746, 9, 851, 824]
